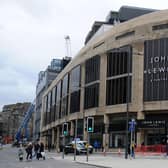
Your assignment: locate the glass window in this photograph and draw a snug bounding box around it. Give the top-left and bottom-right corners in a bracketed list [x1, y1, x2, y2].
[70, 65, 81, 92]
[48, 92, 52, 112]
[61, 96, 68, 117]
[43, 96, 48, 126]
[106, 46, 132, 105]
[85, 55, 100, 84]
[46, 92, 52, 124]
[52, 87, 56, 106]
[69, 65, 81, 114]
[107, 48, 132, 77]
[106, 76, 131, 105]
[109, 132, 126, 148]
[62, 74, 69, 97]
[56, 81, 62, 119]
[61, 74, 69, 117]
[44, 95, 48, 113]
[84, 83, 99, 109]
[70, 90, 80, 113]
[56, 81, 62, 102]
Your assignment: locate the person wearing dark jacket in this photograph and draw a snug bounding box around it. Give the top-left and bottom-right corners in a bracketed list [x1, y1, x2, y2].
[128, 143, 131, 159]
[40, 142, 44, 153]
[34, 142, 40, 159]
[26, 142, 33, 160]
[37, 142, 45, 160]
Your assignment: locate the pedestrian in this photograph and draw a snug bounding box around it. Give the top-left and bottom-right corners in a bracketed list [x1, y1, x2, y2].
[37, 142, 45, 160]
[34, 141, 40, 159]
[25, 142, 33, 161]
[131, 142, 135, 159]
[40, 142, 45, 160]
[18, 144, 24, 161]
[94, 140, 98, 152]
[127, 143, 131, 159]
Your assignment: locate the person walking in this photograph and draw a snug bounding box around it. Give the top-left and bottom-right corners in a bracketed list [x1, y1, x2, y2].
[34, 141, 40, 159]
[37, 142, 45, 160]
[26, 142, 33, 161]
[131, 142, 135, 159]
[94, 140, 98, 152]
[40, 142, 45, 160]
[128, 143, 131, 159]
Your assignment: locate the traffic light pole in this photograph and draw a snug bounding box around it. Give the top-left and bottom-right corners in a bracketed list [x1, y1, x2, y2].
[74, 119, 77, 161]
[125, 48, 130, 159]
[86, 132, 90, 162]
[62, 135, 65, 159]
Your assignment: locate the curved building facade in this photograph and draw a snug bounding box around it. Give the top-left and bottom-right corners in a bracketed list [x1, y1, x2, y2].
[40, 9, 168, 151]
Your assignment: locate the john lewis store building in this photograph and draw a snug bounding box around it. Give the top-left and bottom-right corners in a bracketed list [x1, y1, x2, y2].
[40, 9, 168, 151]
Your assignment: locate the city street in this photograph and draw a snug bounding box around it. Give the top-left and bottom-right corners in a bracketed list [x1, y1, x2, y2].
[1, 145, 168, 168]
[0, 145, 95, 168]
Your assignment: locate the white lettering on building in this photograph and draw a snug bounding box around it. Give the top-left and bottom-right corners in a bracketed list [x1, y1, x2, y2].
[145, 55, 168, 82]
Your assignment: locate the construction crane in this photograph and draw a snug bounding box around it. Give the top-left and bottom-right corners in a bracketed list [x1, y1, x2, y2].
[15, 102, 35, 142]
[64, 35, 72, 58]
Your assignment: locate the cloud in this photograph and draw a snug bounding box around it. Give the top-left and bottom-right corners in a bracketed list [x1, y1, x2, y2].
[0, 66, 35, 110]
[0, 0, 168, 110]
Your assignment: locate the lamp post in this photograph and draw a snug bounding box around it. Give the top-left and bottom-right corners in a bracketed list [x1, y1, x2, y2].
[74, 119, 77, 161]
[125, 48, 131, 159]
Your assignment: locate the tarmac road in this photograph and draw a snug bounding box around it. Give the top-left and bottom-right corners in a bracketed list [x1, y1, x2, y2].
[0, 145, 97, 168]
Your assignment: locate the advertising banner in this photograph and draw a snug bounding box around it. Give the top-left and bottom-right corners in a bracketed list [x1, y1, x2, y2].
[144, 38, 168, 101]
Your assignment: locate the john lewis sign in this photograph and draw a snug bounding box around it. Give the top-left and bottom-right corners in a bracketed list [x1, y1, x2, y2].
[144, 38, 168, 101]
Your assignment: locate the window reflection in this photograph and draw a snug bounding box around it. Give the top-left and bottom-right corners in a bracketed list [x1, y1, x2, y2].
[70, 66, 81, 113]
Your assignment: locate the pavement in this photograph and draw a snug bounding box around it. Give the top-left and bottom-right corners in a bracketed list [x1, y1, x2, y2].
[47, 151, 168, 168]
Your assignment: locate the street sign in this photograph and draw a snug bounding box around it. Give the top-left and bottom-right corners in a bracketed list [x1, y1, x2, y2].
[129, 119, 136, 132]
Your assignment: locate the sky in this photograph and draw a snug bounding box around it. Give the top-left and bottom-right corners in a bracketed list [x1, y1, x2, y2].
[0, 0, 167, 111]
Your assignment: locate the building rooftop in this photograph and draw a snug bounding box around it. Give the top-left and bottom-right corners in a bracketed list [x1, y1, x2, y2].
[85, 5, 157, 45]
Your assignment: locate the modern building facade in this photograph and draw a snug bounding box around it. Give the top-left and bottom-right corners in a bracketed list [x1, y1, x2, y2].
[34, 57, 71, 140]
[40, 8, 168, 151]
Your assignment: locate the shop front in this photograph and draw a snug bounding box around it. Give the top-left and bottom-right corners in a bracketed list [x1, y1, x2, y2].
[137, 115, 168, 145]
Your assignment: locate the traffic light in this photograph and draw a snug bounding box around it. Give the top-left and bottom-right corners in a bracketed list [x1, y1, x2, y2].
[87, 117, 94, 132]
[63, 123, 68, 136]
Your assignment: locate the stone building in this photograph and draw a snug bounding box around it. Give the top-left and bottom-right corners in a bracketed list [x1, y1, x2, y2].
[0, 102, 31, 143]
[40, 7, 168, 152]
[0, 113, 3, 142]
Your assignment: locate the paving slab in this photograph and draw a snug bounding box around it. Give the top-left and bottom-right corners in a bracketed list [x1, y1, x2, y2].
[47, 152, 168, 168]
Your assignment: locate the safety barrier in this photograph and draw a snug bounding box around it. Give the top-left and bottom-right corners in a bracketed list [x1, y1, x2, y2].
[135, 144, 167, 154]
[2, 136, 13, 144]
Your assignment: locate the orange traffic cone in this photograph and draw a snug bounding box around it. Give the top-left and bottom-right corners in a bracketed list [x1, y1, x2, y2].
[118, 148, 121, 156]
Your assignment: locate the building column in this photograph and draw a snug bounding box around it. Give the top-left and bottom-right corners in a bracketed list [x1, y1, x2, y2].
[70, 121, 75, 137]
[54, 128, 57, 149]
[51, 128, 55, 149]
[99, 53, 107, 108]
[103, 114, 109, 151]
[137, 111, 145, 146]
[80, 63, 86, 140]
[56, 126, 60, 152]
[83, 118, 87, 141]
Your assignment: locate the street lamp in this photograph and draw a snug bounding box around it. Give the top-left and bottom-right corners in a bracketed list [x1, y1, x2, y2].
[125, 48, 131, 159]
[74, 119, 77, 161]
